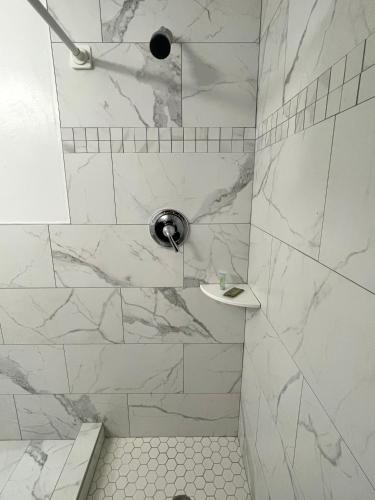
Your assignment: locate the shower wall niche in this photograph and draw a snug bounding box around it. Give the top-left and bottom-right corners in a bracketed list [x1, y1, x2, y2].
[0, 0, 260, 440]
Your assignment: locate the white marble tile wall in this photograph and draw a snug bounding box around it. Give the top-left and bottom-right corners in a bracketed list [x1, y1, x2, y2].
[240, 1, 375, 497]
[1, 0, 255, 440]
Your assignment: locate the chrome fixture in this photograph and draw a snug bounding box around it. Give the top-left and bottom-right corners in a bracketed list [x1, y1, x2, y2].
[25, 0, 92, 69]
[150, 27, 173, 59]
[149, 209, 189, 252]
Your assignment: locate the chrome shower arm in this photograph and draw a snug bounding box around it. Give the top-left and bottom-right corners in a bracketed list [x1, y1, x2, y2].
[25, 0, 91, 66]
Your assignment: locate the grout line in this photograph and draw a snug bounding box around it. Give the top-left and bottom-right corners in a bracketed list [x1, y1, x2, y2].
[252, 223, 375, 297]
[317, 115, 336, 261]
[47, 225, 58, 288]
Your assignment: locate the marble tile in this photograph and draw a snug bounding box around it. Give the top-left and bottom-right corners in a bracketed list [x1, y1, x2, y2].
[252, 118, 334, 257]
[340, 75, 359, 111]
[51, 423, 103, 500]
[184, 224, 250, 285]
[247, 226, 272, 309]
[267, 239, 375, 485]
[121, 287, 245, 344]
[245, 310, 302, 462]
[257, 0, 288, 124]
[184, 344, 243, 393]
[182, 43, 258, 127]
[239, 408, 270, 500]
[284, 0, 375, 101]
[364, 32, 375, 70]
[65, 344, 183, 394]
[64, 153, 116, 224]
[240, 342, 261, 448]
[15, 394, 129, 439]
[0, 441, 29, 493]
[0, 345, 69, 394]
[112, 153, 253, 224]
[256, 393, 302, 500]
[100, 0, 261, 42]
[0, 226, 54, 288]
[0, 396, 20, 440]
[320, 99, 375, 293]
[47, 0, 102, 42]
[358, 63, 375, 103]
[0, 440, 73, 500]
[0, 288, 123, 344]
[128, 394, 240, 436]
[50, 225, 183, 288]
[261, 0, 283, 35]
[53, 43, 181, 127]
[294, 382, 374, 500]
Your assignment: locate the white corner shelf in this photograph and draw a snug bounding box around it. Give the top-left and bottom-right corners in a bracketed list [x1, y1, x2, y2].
[200, 284, 261, 309]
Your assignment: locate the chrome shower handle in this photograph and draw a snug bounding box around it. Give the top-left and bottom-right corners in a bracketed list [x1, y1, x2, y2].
[162, 225, 179, 253]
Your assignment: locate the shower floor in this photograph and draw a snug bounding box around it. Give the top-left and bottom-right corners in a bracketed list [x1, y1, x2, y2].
[88, 436, 250, 500]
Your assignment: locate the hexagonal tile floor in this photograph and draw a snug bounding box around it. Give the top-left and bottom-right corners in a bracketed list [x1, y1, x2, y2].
[87, 436, 250, 500]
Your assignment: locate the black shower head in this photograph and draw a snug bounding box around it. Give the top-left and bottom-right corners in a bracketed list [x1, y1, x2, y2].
[150, 27, 173, 59]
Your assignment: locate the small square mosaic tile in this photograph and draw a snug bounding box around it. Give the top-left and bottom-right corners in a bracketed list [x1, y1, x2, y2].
[88, 437, 250, 500]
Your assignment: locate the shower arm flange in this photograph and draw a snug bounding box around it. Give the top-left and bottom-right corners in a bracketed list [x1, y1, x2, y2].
[25, 0, 93, 70]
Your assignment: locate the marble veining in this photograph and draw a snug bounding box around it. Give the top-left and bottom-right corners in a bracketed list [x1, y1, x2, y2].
[100, 0, 260, 43]
[0, 345, 69, 395]
[184, 224, 250, 285]
[53, 43, 181, 127]
[50, 225, 182, 288]
[112, 153, 253, 224]
[0, 440, 73, 500]
[64, 344, 183, 394]
[128, 394, 240, 436]
[15, 394, 129, 440]
[0, 226, 54, 289]
[182, 43, 258, 127]
[0, 288, 123, 344]
[121, 287, 245, 344]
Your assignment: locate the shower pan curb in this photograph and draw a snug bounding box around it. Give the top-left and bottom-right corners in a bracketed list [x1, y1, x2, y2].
[51, 423, 105, 500]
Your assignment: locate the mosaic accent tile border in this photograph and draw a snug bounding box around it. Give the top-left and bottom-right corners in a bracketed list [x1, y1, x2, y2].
[256, 30, 375, 152]
[61, 127, 256, 154]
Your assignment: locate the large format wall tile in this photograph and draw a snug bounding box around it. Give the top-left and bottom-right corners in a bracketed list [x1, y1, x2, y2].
[247, 226, 272, 309]
[0, 345, 69, 394]
[294, 382, 374, 500]
[182, 43, 258, 127]
[15, 394, 129, 439]
[261, 0, 284, 36]
[50, 225, 183, 288]
[0, 226, 54, 288]
[0, 440, 73, 500]
[100, 0, 260, 43]
[246, 310, 302, 463]
[239, 407, 270, 500]
[320, 99, 375, 293]
[121, 287, 245, 344]
[268, 239, 375, 485]
[65, 344, 183, 393]
[0, 441, 29, 492]
[47, 0, 102, 42]
[0, 396, 20, 439]
[184, 224, 250, 285]
[65, 153, 116, 224]
[184, 344, 243, 393]
[257, 0, 288, 124]
[256, 393, 302, 499]
[284, 0, 375, 102]
[128, 394, 240, 436]
[252, 119, 334, 257]
[53, 43, 181, 127]
[0, 288, 123, 344]
[112, 153, 253, 224]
